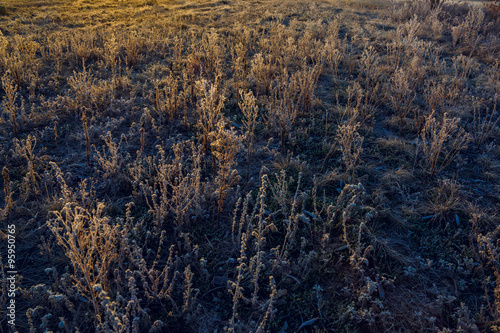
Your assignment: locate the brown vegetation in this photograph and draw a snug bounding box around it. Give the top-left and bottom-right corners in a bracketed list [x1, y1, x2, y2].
[0, 0, 499, 332]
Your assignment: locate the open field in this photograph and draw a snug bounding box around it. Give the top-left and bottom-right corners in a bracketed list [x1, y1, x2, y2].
[0, 0, 499, 331]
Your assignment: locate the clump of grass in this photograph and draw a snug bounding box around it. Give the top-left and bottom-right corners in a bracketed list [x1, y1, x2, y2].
[423, 179, 462, 226]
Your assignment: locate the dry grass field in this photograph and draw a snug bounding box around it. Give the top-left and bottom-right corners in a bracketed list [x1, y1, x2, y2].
[0, 0, 499, 331]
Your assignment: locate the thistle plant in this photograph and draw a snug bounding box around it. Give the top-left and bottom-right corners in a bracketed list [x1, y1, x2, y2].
[420, 112, 471, 176]
[1, 167, 12, 219]
[13, 134, 39, 199]
[81, 110, 91, 166]
[94, 131, 127, 179]
[336, 121, 364, 182]
[239, 89, 259, 179]
[1, 71, 18, 135]
[388, 67, 415, 133]
[153, 74, 179, 123]
[68, 65, 95, 115]
[471, 95, 499, 145]
[210, 121, 241, 213]
[201, 30, 223, 80]
[358, 45, 381, 120]
[267, 70, 299, 148]
[255, 276, 277, 333]
[48, 201, 122, 326]
[102, 30, 119, 72]
[228, 232, 249, 332]
[251, 53, 273, 97]
[249, 174, 269, 306]
[195, 79, 226, 152]
[123, 30, 144, 67]
[144, 141, 203, 229]
[294, 63, 320, 115]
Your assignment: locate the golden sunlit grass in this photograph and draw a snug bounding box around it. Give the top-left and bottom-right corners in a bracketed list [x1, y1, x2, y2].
[0, 0, 499, 332]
